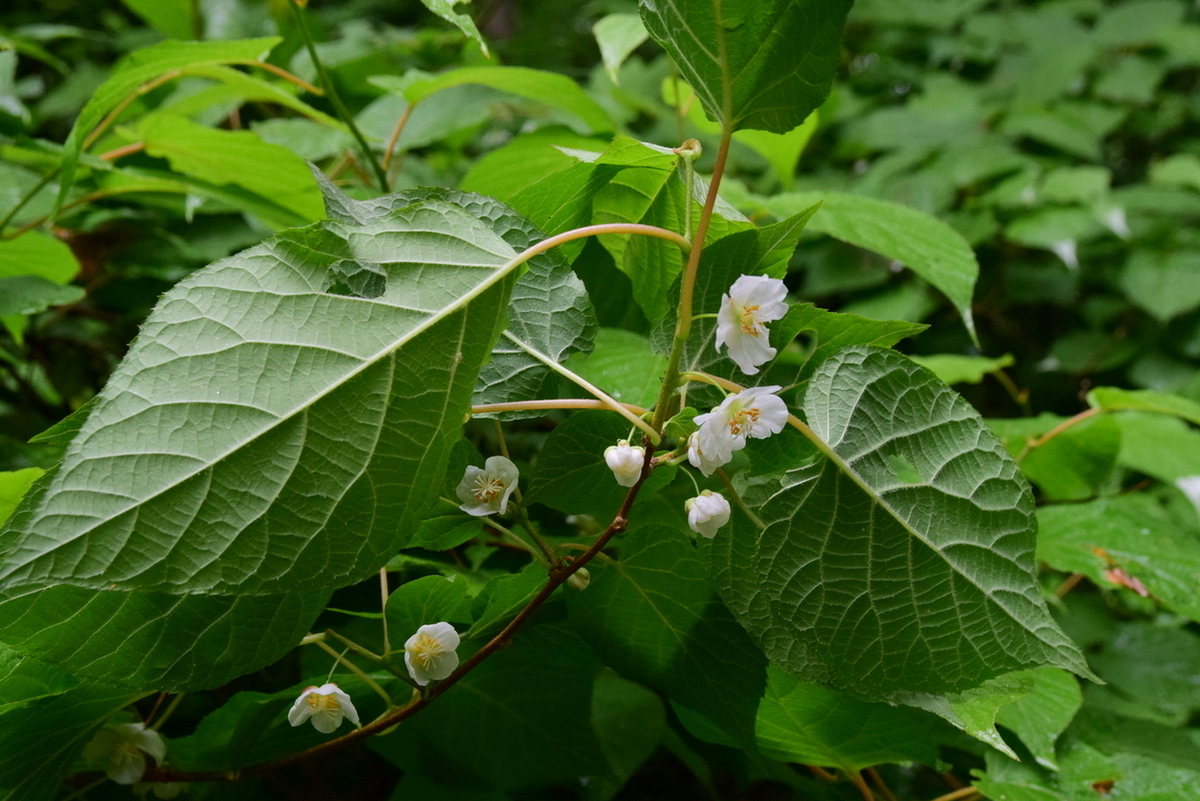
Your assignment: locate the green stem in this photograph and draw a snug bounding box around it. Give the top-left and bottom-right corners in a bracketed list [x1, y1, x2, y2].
[288, 0, 388, 192]
[650, 127, 734, 432]
[314, 639, 393, 708]
[487, 517, 551, 565]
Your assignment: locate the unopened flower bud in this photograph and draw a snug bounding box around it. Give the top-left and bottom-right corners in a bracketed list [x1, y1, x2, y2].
[567, 568, 591, 591]
[603, 440, 645, 487]
[684, 490, 731, 538]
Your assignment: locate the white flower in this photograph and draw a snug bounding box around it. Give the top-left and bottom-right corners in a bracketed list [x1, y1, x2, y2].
[685, 491, 731, 538]
[693, 386, 789, 467]
[603, 440, 645, 487]
[83, 722, 167, 785]
[456, 455, 519, 516]
[287, 683, 360, 734]
[716, 274, 789, 375]
[687, 431, 727, 477]
[404, 622, 460, 686]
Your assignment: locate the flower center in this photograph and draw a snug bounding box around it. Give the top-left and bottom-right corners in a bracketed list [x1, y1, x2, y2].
[307, 693, 341, 712]
[409, 632, 443, 668]
[472, 476, 505, 503]
[727, 403, 760, 437]
[737, 303, 762, 336]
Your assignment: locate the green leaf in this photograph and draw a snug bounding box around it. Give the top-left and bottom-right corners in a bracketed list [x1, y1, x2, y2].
[898, 671, 1036, 760]
[382, 66, 613, 134]
[133, 113, 324, 224]
[567, 524, 767, 749]
[472, 245, 597, 418]
[593, 13, 649, 84]
[375, 621, 607, 790]
[0, 231, 79, 284]
[55, 36, 283, 215]
[0, 685, 144, 801]
[526, 411, 676, 520]
[768, 191, 980, 342]
[639, 0, 852, 133]
[1088, 387, 1200, 427]
[417, 0, 491, 57]
[910, 353, 1015, 385]
[120, 0, 197, 39]
[459, 127, 607, 201]
[1020, 414, 1121, 501]
[994, 668, 1083, 771]
[768, 302, 927, 386]
[0, 577, 330, 690]
[466, 564, 546, 642]
[0, 641, 78, 711]
[1150, 153, 1200, 193]
[1111, 411, 1200, 483]
[1119, 249, 1200, 322]
[385, 574, 473, 650]
[663, 79, 818, 189]
[712, 346, 1094, 698]
[0, 468, 42, 527]
[755, 665, 942, 771]
[588, 671, 665, 800]
[0, 181, 519, 598]
[1038, 495, 1200, 623]
[562, 328, 666, 409]
[1086, 621, 1200, 727]
[0, 276, 84, 317]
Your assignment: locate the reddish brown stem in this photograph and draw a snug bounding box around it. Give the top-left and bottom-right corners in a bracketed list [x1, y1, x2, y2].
[141, 442, 656, 784]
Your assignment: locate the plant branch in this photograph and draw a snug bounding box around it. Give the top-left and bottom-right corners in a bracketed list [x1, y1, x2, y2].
[471, 399, 649, 416]
[929, 788, 979, 801]
[313, 639, 393, 707]
[650, 126, 734, 432]
[141, 442, 655, 784]
[287, 0, 388, 192]
[1015, 407, 1100, 463]
[382, 104, 414, 174]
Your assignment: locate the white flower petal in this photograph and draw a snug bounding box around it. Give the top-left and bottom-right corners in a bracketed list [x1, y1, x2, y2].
[455, 456, 519, 516]
[715, 275, 789, 375]
[404, 622, 461, 686]
[287, 683, 357, 733]
[693, 386, 788, 471]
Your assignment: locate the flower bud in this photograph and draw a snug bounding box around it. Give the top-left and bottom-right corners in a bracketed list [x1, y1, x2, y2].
[603, 440, 645, 487]
[684, 490, 731, 538]
[567, 567, 591, 591]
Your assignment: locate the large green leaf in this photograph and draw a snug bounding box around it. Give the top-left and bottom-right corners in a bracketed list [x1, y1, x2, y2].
[0, 181, 520, 599]
[567, 524, 767, 749]
[638, 0, 852, 134]
[711, 346, 1094, 698]
[768, 191, 980, 342]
